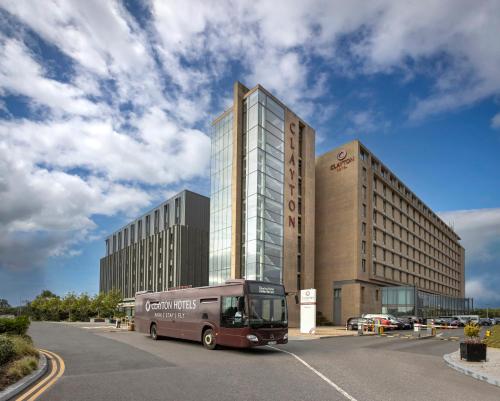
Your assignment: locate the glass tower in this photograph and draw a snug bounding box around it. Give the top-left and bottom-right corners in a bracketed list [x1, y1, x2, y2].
[241, 89, 285, 283]
[209, 111, 233, 285]
[209, 88, 286, 285]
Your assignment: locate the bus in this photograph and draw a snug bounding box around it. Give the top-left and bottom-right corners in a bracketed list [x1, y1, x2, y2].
[134, 279, 288, 350]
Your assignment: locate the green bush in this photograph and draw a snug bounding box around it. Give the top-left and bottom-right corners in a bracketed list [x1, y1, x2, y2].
[0, 336, 15, 366]
[464, 322, 481, 339]
[0, 316, 30, 335]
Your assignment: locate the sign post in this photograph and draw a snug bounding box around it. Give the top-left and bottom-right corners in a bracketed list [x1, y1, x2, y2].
[300, 289, 316, 334]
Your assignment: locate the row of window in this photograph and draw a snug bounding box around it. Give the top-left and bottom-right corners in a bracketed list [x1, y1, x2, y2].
[106, 198, 181, 255]
[371, 178, 461, 256]
[370, 206, 461, 271]
[371, 262, 461, 297]
[370, 226, 460, 280]
[360, 147, 458, 242]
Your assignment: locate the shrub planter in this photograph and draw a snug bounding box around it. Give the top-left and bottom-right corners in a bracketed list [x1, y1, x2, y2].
[460, 342, 487, 362]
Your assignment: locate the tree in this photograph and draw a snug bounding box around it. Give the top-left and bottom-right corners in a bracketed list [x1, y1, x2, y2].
[0, 299, 10, 309]
[29, 290, 62, 321]
[100, 290, 122, 317]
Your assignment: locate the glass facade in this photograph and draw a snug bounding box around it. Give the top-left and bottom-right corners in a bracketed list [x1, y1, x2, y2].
[209, 111, 233, 285]
[241, 90, 285, 283]
[382, 286, 472, 318]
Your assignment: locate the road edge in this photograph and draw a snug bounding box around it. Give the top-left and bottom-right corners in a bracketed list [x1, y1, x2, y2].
[443, 351, 500, 388]
[0, 352, 48, 401]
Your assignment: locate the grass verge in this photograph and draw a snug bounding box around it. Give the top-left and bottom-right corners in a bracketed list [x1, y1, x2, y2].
[0, 334, 39, 391]
[485, 325, 500, 348]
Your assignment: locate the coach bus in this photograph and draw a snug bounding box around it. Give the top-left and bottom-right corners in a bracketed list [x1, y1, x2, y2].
[134, 279, 288, 350]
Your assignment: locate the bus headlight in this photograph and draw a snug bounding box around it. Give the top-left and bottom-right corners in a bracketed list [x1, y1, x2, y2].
[246, 334, 259, 342]
[283, 333, 288, 340]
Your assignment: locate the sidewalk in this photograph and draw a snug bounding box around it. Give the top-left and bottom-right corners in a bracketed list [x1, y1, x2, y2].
[444, 347, 500, 388]
[288, 326, 359, 340]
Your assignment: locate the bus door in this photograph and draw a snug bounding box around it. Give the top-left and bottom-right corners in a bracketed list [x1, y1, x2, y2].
[218, 295, 247, 347]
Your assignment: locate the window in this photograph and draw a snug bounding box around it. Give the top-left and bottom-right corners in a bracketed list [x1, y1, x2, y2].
[362, 204, 367, 218]
[362, 167, 367, 181]
[375, 289, 379, 302]
[361, 241, 366, 254]
[154, 210, 159, 234]
[164, 204, 169, 230]
[361, 286, 365, 303]
[362, 259, 366, 272]
[145, 215, 150, 237]
[360, 149, 367, 161]
[362, 222, 366, 236]
[221, 296, 246, 328]
[362, 185, 367, 200]
[175, 197, 181, 224]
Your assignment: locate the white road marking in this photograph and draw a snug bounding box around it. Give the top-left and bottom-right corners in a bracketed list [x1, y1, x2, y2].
[267, 345, 358, 401]
[80, 326, 116, 329]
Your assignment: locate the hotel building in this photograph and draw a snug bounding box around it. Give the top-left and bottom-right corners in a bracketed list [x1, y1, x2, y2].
[209, 82, 316, 325]
[99, 190, 209, 299]
[315, 140, 466, 325]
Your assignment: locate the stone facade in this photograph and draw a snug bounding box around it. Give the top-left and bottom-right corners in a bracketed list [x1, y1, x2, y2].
[315, 140, 465, 325]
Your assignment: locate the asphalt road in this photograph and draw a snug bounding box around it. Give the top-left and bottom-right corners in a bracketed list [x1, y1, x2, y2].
[28, 322, 500, 401]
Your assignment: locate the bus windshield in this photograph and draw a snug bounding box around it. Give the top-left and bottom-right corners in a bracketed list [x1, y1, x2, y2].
[248, 295, 287, 328]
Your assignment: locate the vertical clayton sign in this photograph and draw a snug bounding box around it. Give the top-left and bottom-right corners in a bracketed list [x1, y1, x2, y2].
[288, 122, 297, 229]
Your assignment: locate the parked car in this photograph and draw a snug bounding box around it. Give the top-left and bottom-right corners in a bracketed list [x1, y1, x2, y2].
[362, 314, 397, 329]
[398, 316, 416, 328]
[395, 319, 412, 330]
[478, 318, 492, 326]
[493, 317, 500, 325]
[346, 317, 363, 330]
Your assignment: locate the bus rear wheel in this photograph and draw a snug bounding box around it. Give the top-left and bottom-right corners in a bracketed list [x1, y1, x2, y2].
[150, 323, 158, 340]
[202, 328, 217, 350]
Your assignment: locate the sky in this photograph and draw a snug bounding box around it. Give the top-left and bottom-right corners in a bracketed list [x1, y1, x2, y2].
[0, 0, 499, 307]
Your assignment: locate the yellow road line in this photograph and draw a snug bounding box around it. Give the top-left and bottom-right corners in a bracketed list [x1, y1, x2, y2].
[26, 350, 65, 401]
[15, 351, 57, 401]
[15, 349, 65, 401]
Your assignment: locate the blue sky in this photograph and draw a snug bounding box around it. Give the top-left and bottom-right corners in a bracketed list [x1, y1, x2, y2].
[0, 1, 499, 307]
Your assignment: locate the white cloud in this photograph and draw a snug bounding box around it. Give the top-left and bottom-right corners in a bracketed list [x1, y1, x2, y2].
[438, 208, 500, 263]
[0, 38, 101, 116]
[491, 112, 500, 129]
[466, 277, 500, 305]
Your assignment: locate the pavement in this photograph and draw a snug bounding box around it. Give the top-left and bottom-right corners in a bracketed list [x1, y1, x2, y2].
[288, 326, 358, 340]
[444, 347, 500, 387]
[27, 322, 500, 401]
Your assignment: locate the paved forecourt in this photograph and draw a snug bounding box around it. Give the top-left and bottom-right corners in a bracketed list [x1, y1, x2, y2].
[28, 322, 500, 401]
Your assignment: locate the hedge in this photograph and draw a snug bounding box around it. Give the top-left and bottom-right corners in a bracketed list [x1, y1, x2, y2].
[0, 316, 30, 335]
[0, 336, 15, 366]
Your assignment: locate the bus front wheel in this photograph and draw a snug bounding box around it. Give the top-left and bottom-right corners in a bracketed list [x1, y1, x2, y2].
[202, 328, 217, 350]
[150, 323, 158, 340]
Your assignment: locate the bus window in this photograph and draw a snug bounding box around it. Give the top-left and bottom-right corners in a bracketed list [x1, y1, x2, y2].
[249, 296, 287, 328]
[221, 296, 247, 328]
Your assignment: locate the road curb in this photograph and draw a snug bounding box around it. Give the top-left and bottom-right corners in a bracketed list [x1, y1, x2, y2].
[0, 352, 48, 401]
[443, 351, 500, 388]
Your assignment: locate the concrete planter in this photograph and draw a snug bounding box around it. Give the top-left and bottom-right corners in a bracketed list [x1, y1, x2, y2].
[460, 342, 487, 362]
